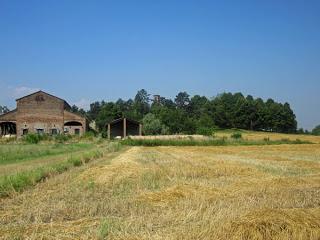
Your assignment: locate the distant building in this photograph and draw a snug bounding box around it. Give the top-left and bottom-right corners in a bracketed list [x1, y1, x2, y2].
[153, 95, 161, 104]
[0, 91, 87, 137]
[106, 118, 142, 139]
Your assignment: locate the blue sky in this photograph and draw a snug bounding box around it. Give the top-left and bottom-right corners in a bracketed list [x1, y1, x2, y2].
[0, 0, 319, 130]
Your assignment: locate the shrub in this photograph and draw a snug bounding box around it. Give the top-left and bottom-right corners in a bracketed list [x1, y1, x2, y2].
[197, 127, 214, 136]
[54, 134, 71, 143]
[143, 113, 169, 135]
[231, 132, 242, 140]
[24, 133, 41, 144]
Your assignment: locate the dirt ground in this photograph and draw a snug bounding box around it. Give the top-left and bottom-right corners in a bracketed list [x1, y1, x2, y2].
[0, 143, 320, 239]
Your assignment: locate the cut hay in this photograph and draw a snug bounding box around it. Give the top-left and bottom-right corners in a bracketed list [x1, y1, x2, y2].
[137, 184, 219, 206]
[220, 208, 320, 240]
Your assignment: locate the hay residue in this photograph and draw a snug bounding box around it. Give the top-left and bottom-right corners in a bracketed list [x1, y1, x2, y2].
[221, 208, 320, 240]
[137, 184, 219, 206]
[78, 147, 145, 185]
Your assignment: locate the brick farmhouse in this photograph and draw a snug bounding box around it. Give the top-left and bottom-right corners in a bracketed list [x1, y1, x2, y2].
[0, 91, 87, 137]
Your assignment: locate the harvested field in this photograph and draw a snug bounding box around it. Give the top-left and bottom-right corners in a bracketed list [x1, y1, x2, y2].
[0, 137, 320, 239]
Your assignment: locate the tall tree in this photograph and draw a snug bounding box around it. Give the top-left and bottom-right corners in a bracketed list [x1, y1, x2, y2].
[134, 89, 150, 119]
[174, 92, 190, 110]
[88, 101, 102, 120]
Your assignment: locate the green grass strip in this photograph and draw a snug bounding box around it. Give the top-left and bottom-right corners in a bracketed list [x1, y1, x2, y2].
[0, 149, 104, 197]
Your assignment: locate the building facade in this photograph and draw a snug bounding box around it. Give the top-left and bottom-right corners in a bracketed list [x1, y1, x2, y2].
[0, 91, 87, 137]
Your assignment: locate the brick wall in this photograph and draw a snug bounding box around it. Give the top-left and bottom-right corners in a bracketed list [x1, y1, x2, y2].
[16, 92, 65, 136]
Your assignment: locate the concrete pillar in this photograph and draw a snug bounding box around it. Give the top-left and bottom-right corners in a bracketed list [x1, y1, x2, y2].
[139, 124, 142, 136]
[123, 118, 127, 138]
[108, 124, 111, 140]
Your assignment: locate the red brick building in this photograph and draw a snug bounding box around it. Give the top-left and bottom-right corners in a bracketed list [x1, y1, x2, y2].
[0, 91, 87, 137]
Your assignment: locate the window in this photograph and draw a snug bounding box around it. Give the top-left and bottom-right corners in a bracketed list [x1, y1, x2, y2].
[74, 129, 80, 135]
[36, 129, 44, 135]
[22, 129, 28, 135]
[51, 129, 58, 135]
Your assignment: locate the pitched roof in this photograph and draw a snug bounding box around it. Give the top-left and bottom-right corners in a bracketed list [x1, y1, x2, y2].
[15, 90, 71, 109]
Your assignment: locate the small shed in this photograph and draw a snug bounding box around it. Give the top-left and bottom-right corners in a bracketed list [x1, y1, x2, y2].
[107, 118, 142, 139]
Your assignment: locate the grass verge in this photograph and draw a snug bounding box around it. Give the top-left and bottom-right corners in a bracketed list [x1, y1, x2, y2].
[0, 149, 104, 197]
[0, 143, 93, 165]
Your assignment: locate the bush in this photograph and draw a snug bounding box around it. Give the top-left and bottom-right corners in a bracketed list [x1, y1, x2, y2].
[143, 113, 163, 135]
[24, 133, 41, 144]
[196, 127, 214, 136]
[54, 134, 71, 143]
[231, 132, 242, 140]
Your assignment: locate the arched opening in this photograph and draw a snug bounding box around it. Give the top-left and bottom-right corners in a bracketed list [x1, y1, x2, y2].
[64, 121, 83, 135]
[0, 122, 17, 136]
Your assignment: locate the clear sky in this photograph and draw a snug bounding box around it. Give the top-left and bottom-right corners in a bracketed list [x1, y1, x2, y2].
[0, 0, 319, 130]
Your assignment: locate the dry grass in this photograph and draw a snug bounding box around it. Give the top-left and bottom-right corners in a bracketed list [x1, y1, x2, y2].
[0, 137, 319, 239]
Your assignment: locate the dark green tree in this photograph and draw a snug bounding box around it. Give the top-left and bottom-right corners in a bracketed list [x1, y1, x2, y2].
[134, 89, 150, 119]
[175, 92, 190, 110]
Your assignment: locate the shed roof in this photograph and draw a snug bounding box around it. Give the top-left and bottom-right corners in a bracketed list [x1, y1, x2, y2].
[108, 118, 140, 125]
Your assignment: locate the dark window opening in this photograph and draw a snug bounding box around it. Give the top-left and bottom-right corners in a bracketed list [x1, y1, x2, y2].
[23, 129, 28, 135]
[37, 129, 44, 135]
[0, 122, 17, 135]
[74, 129, 80, 135]
[51, 129, 58, 135]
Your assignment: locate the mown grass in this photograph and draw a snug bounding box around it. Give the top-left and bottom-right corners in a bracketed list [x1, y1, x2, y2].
[0, 143, 93, 165]
[121, 137, 311, 146]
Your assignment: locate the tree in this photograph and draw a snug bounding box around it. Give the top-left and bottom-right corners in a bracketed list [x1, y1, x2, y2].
[134, 89, 150, 119]
[71, 105, 79, 113]
[95, 102, 120, 131]
[85, 90, 298, 134]
[175, 92, 190, 110]
[142, 113, 167, 135]
[70, 105, 87, 118]
[88, 101, 102, 120]
[312, 125, 320, 136]
[0, 105, 10, 114]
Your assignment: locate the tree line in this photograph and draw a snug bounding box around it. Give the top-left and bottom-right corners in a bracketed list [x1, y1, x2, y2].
[1, 92, 319, 135]
[72, 89, 299, 135]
